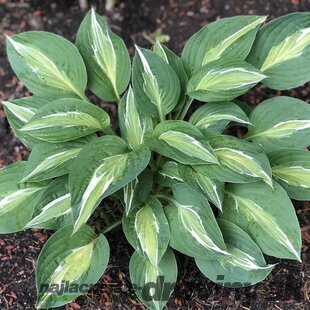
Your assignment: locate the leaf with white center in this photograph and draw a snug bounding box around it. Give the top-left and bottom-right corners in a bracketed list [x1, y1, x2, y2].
[148, 120, 218, 165]
[194, 135, 273, 185]
[3, 96, 49, 148]
[189, 101, 251, 134]
[123, 197, 170, 267]
[179, 165, 224, 210]
[129, 248, 177, 310]
[36, 225, 109, 309]
[76, 9, 131, 101]
[247, 12, 310, 89]
[0, 162, 49, 233]
[187, 60, 266, 102]
[26, 177, 72, 229]
[119, 87, 153, 150]
[21, 98, 110, 143]
[221, 181, 302, 261]
[268, 149, 310, 200]
[70, 136, 151, 232]
[165, 183, 228, 259]
[246, 96, 310, 152]
[182, 15, 266, 76]
[153, 42, 188, 111]
[156, 161, 183, 188]
[22, 136, 95, 182]
[196, 219, 274, 287]
[7, 32, 87, 99]
[132, 47, 180, 119]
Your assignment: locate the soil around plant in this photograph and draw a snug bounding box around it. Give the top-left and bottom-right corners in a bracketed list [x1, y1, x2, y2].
[0, 0, 309, 309]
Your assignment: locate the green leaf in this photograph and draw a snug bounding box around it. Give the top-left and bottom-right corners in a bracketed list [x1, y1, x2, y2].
[123, 196, 170, 267]
[3, 96, 49, 148]
[182, 15, 266, 76]
[118, 86, 153, 150]
[0, 162, 49, 233]
[7, 32, 87, 100]
[36, 225, 109, 309]
[165, 183, 228, 259]
[156, 161, 183, 188]
[26, 176, 72, 229]
[195, 135, 272, 186]
[22, 136, 95, 182]
[76, 9, 131, 101]
[247, 12, 310, 89]
[189, 101, 251, 134]
[153, 41, 188, 111]
[269, 149, 310, 200]
[178, 165, 224, 210]
[196, 219, 274, 288]
[221, 181, 302, 261]
[187, 60, 266, 102]
[20, 98, 110, 143]
[132, 46, 180, 120]
[148, 120, 218, 165]
[246, 96, 310, 152]
[70, 136, 151, 232]
[129, 247, 177, 310]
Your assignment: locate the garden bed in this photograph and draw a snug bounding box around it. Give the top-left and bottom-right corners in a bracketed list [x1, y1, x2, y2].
[0, 0, 309, 309]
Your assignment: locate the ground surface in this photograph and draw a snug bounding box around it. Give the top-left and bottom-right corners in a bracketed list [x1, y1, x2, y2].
[0, 0, 310, 309]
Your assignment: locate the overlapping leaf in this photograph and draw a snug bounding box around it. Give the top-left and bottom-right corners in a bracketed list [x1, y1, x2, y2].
[36, 225, 109, 309]
[7, 32, 87, 99]
[76, 9, 131, 101]
[246, 96, 310, 152]
[269, 149, 310, 200]
[187, 60, 266, 102]
[182, 15, 266, 75]
[221, 181, 302, 261]
[247, 12, 310, 89]
[156, 161, 183, 188]
[196, 219, 274, 287]
[21, 98, 110, 143]
[70, 136, 151, 232]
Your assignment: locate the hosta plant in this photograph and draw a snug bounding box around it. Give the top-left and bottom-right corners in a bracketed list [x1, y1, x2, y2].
[1, 10, 310, 309]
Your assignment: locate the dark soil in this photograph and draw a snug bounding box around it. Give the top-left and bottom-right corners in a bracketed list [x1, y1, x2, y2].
[0, 0, 309, 309]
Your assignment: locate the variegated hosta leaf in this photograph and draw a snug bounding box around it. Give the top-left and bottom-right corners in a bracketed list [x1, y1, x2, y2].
[129, 248, 177, 310]
[21, 98, 110, 143]
[2, 96, 49, 148]
[70, 136, 151, 232]
[247, 12, 310, 89]
[36, 225, 109, 309]
[182, 15, 266, 76]
[76, 9, 131, 101]
[195, 135, 272, 185]
[156, 161, 183, 188]
[6, 32, 87, 99]
[26, 177, 72, 229]
[196, 219, 274, 287]
[148, 120, 218, 165]
[187, 60, 266, 102]
[22, 136, 95, 182]
[153, 41, 188, 111]
[189, 101, 251, 134]
[165, 183, 228, 259]
[0, 162, 49, 233]
[123, 197, 170, 267]
[246, 96, 310, 152]
[132, 46, 180, 119]
[178, 165, 224, 210]
[118, 87, 153, 150]
[221, 182, 302, 261]
[269, 149, 310, 200]
[123, 169, 153, 216]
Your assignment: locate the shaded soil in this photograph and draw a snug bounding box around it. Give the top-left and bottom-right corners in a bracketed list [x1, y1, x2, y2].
[0, 0, 310, 309]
